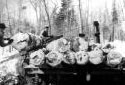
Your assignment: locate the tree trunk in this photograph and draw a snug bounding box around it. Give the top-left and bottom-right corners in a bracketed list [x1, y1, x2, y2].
[6, 0, 13, 36]
[42, 0, 52, 36]
[78, 0, 84, 33]
[29, 0, 39, 34]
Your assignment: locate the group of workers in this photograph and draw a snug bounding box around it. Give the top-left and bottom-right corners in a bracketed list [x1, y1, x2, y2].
[0, 21, 100, 48]
[0, 23, 50, 47]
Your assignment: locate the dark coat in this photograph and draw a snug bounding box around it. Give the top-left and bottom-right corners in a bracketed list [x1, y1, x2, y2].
[0, 38, 13, 47]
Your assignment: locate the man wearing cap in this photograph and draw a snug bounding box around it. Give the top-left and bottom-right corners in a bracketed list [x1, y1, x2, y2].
[40, 26, 52, 44]
[0, 23, 13, 47]
[40, 26, 63, 45]
[40, 26, 49, 38]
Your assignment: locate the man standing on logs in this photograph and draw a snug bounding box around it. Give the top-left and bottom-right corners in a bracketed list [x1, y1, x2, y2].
[40, 26, 49, 38]
[40, 26, 52, 45]
[0, 23, 13, 47]
[40, 26, 63, 44]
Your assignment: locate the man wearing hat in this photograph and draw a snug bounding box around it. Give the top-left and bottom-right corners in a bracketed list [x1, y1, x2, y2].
[40, 26, 49, 38]
[40, 26, 51, 44]
[0, 23, 13, 47]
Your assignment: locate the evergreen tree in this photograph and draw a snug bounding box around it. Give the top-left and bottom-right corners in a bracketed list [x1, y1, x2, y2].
[111, 0, 118, 41]
[53, 0, 71, 35]
[53, 0, 78, 38]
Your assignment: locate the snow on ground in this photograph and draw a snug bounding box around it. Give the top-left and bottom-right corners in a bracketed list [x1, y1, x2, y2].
[0, 46, 19, 62]
[104, 40, 125, 57]
[0, 46, 20, 77]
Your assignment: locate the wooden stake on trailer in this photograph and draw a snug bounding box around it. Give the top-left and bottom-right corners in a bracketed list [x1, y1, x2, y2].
[93, 21, 100, 43]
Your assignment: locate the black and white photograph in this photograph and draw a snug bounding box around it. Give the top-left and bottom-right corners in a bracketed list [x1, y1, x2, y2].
[0, 0, 125, 85]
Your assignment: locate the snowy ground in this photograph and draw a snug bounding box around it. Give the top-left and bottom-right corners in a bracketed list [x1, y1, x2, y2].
[0, 46, 19, 62]
[104, 40, 125, 57]
[0, 46, 20, 77]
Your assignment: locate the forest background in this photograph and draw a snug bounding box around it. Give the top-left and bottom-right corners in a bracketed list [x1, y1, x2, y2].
[0, 0, 125, 54]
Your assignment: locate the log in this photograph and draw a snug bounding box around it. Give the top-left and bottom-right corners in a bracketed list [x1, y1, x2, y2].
[63, 51, 76, 65]
[29, 49, 45, 66]
[11, 32, 43, 52]
[46, 51, 63, 67]
[75, 51, 89, 65]
[88, 48, 104, 65]
[78, 37, 88, 51]
[46, 38, 69, 52]
[107, 50, 123, 67]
